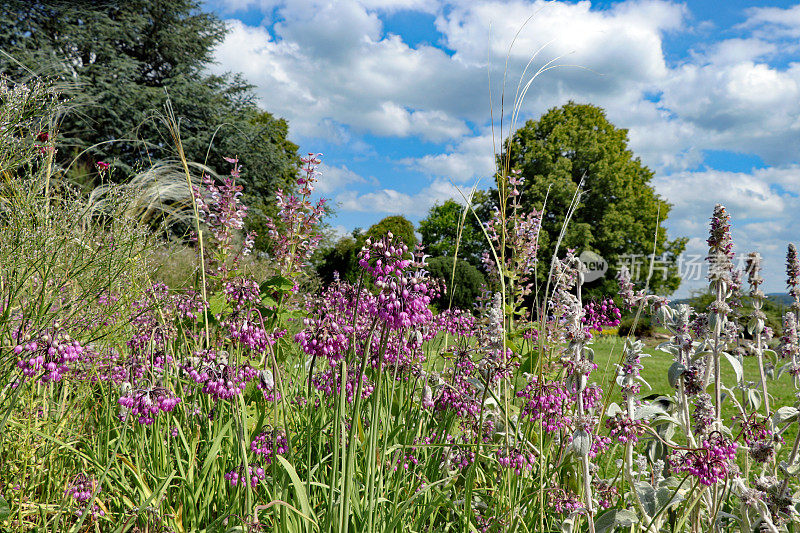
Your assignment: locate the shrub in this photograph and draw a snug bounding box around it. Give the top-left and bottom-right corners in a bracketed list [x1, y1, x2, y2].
[617, 315, 653, 337]
[424, 255, 486, 312]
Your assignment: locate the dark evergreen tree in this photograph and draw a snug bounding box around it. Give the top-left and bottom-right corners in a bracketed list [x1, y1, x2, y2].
[0, 0, 300, 246]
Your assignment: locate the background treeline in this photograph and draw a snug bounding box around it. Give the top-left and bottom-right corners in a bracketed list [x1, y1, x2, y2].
[1, 1, 685, 311]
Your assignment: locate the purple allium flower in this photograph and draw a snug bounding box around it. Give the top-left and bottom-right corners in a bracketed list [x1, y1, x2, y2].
[14, 325, 84, 383]
[548, 487, 584, 514]
[251, 427, 289, 464]
[582, 298, 622, 333]
[670, 433, 737, 486]
[66, 474, 100, 503]
[605, 414, 645, 444]
[225, 464, 266, 488]
[733, 413, 772, 446]
[118, 383, 180, 425]
[595, 480, 619, 509]
[495, 446, 535, 475]
[517, 375, 573, 432]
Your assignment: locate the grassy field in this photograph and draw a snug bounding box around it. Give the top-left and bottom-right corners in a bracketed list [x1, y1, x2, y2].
[590, 333, 798, 442]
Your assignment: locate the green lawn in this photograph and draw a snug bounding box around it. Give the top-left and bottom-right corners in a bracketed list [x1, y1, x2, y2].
[589, 334, 798, 442]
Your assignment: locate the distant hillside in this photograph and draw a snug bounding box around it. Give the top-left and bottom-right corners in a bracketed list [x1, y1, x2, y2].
[670, 292, 792, 308]
[766, 293, 793, 307]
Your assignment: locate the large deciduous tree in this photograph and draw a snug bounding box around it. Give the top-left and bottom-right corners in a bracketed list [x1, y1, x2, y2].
[503, 101, 686, 296]
[0, 0, 299, 247]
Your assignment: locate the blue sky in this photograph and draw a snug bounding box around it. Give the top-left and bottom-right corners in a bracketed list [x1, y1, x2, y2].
[203, 0, 800, 297]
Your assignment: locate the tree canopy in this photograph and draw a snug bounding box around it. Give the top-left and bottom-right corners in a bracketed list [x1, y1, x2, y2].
[0, 0, 300, 247]
[503, 101, 686, 296]
[419, 191, 493, 270]
[424, 256, 486, 312]
[316, 216, 417, 285]
[364, 215, 417, 250]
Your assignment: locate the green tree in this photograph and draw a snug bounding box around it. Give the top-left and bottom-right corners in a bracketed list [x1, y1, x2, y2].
[424, 256, 486, 312]
[419, 191, 493, 269]
[503, 101, 686, 296]
[316, 234, 364, 284]
[365, 215, 417, 250]
[315, 217, 417, 286]
[0, 0, 300, 247]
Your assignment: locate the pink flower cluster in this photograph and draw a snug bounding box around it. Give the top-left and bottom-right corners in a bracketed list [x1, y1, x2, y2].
[671, 433, 738, 486]
[225, 464, 265, 488]
[433, 353, 482, 418]
[118, 384, 180, 425]
[605, 414, 645, 444]
[548, 487, 584, 514]
[295, 281, 354, 366]
[266, 153, 327, 274]
[66, 474, 104, 519]
[496, 447, 535, 474]
[65, 474, 100, 503]
[517, 375, 572, 432]
[14, 326, 85, 383]
[127, 283, 181, 356]
[182, 350, 259, 401]
[481, 171, 542, 303]
[358, 237, 437, 330]
[311, 365, 374, 403]
[192, 158, 254, 272]
[582, 298, 622, 333]
[223, 277, 260, 311]
[251, 428, 289, 465]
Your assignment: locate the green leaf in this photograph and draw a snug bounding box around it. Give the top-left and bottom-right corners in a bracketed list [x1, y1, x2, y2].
[207, 294, 227, 317]
[667, 362, 686, 389]
[0, 496, 10, 521]
[773, 406, 799, 426]
[723, 351, 744, 384]
[275, 456, 318, 530]
[261, 275, 294, 294]
[594, 509, 639, 533]
[634, 403, 666, 421]
[606, 402, 622, 417]
[635, 482, 656, 516]
[260, 294, 278, 308]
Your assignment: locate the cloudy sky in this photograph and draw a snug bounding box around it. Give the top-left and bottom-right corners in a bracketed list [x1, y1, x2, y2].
[204, 0, 800, 297]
